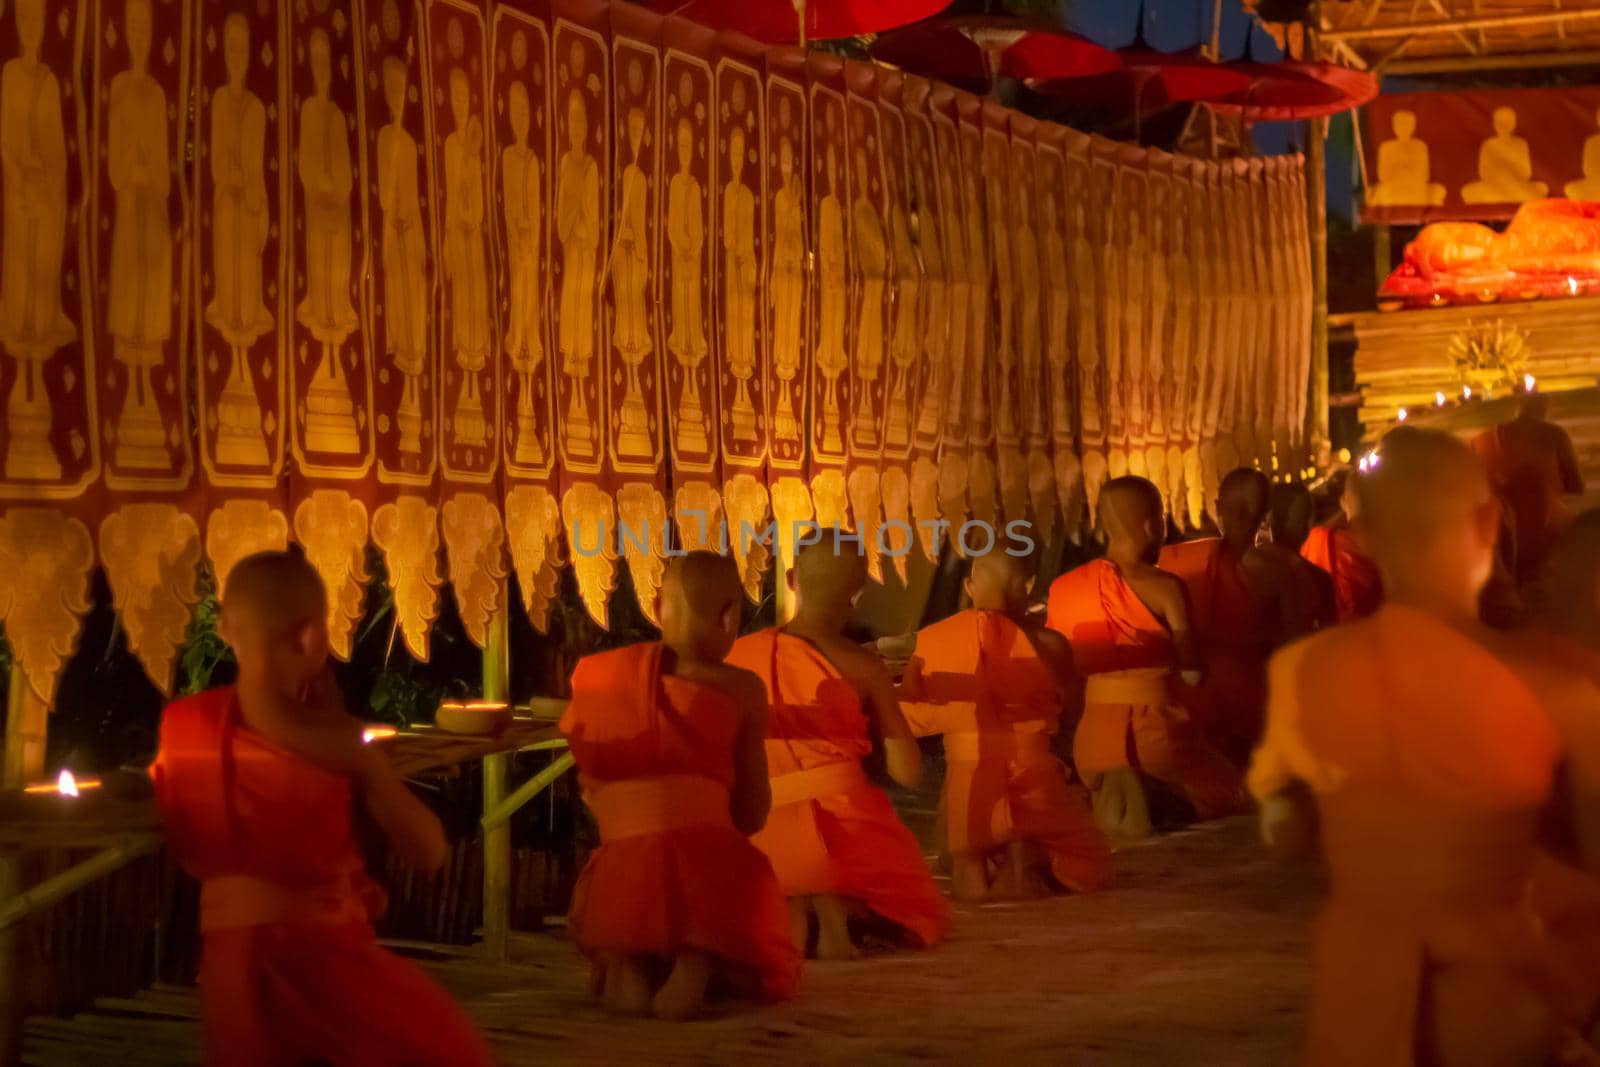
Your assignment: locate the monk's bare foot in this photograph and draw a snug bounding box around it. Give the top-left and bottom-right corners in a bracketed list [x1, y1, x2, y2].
[653, 952, 710, 1022]
[951, 852, 989, 902]
[787, 896, 812, 955]
[812, 894, 859, 961]
[600, 954, 652, 1016]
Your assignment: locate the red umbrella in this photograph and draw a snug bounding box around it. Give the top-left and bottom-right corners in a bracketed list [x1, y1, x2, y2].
[869, 16, 1122, 94]
[1203, 61, 1377, 121]
[645, 0, 950, 45]
[1031, 50, 1251, 115]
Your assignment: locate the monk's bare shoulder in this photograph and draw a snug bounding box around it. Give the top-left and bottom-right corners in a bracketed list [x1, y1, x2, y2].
[1023, 622, 1072, 661]
[1124, 562, 1190, 623]
[819, 635, 894, 694]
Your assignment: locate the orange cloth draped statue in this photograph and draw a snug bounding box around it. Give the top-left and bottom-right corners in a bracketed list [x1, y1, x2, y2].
[901, 560, 1112, 901]
[1250, 430, 1600, 1066]
[151, 552, 491, 1067]
[728, 537, 949, 959]
[562, 554, 800, 1018]
[1048, 477, 1248, 842]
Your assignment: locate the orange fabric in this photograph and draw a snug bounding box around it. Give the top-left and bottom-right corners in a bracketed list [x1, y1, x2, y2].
[584, 774, 733, 839]
[1472, 422, 1578, 585]
[904, 610, 1111, 893]
[1250, 606, 1573, 1066]
[152, 688, 490, 1067]
[1160, 538, 1272, 757]
[1300, 524, 1382, 623]
[561, 642, 800, 1000]
[1047, 562, 1248, 820]
[728, 628, 950, 948]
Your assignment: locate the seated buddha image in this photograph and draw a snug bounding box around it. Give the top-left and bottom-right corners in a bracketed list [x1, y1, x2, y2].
[1564, 107, 1600, 201]
[1367, 110, 1445, 208]
[1460, 107, 1548, 205]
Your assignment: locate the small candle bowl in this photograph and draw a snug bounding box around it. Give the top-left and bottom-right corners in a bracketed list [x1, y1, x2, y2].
[435, 700, 511, 736]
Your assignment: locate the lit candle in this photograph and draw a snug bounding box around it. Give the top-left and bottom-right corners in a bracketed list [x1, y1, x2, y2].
[1435, 391, 1446, 407]
[1567, 276, 1580, 296]
[361, 724, 398, 744]
[23, 769, 102, 796]
[1524, 373, 1536, 393]
[1462, 384, 1472, 400]
[1397, 407, 1408, 422]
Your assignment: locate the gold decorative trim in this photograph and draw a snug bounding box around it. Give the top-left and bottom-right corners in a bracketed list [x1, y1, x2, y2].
[909, 456, 942, 564]
[809, 468, 850, 532]
[967, 451, 999, 534]
[673, 481, 724, 553]
[371, 496, 441, 661]
[292, 490, 371, 661]
[722, 473, 771, 603]
[0, 509, 95, 704]
[442, 493, 509, 649]
[561, 482, 617, 628]
[845, 466, 884, 583]
[1082, 449, 1109, 528]
[770, 475, 814, 579]
[937, 451, 969, 535]
[505, 485, 564, 633]
[1027, 449, 1058, 550]
[98, 505, 203, 696]
[879, 466, 912, 584]
[617, 483, 668, 627]
[205, 501, 290, 593]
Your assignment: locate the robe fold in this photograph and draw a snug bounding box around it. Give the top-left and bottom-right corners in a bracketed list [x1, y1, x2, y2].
[1249, 606, 1580, 1067]
[902, 610, 1112, 893]
[1046, 560, 1247, 823]
[1300, 524, 1382, 623]
[152, 688, 491, 1067]
[561, 643, 801, 1001]
[1160, 538, 1272, 760]
[728, 628, 950, 948]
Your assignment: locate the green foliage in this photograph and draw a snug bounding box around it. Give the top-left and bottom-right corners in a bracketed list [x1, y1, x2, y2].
[179, 569, 233, 696]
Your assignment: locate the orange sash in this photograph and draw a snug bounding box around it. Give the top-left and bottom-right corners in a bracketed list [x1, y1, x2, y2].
[1084, 668, 1170, 706]
[584, 774, 732, 840]
[201, 871, 378, 932]
[769, 761, 869, 807]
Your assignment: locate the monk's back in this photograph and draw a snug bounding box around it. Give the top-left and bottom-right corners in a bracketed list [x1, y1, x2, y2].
[917, 610, 1060, 730]
[728, 628, 869, 775]
[1047, 558, 1174, 676]
[1160, 537, 1269, 645]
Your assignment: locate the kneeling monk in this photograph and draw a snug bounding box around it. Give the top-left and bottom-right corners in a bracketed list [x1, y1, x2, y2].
[1048, 477, 1248, 842]
[901, 552, 1112, 901]
[1250, 429, 1599, 1066]
[562, 552, 800, 1018]
[152, 551, 491, 1067]
[728, 534, 950, 960]
[1300, 472, 1383, 622]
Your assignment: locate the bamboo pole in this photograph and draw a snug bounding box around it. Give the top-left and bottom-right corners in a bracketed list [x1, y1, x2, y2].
[481, 584, 511, 962]
[481, 753, 575, 833]
[0, 836, 161, 933]
[1308, 115, 1331, 465]
[1322, 6, 1600, 41]
[2, 665, 48, 1066]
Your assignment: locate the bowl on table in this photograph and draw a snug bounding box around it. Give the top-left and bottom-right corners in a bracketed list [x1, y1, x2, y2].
[435, 701, 512, 736]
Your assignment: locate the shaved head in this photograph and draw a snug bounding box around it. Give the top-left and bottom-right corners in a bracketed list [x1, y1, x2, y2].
[1218, 468, 1270, 546]
[792, 530, 868, 626]
[1269, 483, 1315, 550]
[1099, 476, 1166, 561]
[1356, 427, 1497, 593]
[222, 550, 326, 641]
[659, 551, 743, 660]
[965, 550, 1035, 613]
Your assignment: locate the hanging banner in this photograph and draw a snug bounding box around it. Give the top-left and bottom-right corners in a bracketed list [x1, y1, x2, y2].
[844, 59, 887, 581]
[764, 45, 811, 578]
[903, 75, 947, 564]
[1165, 156, 1200, 531]
[1115, 147, 1149, 487]
[875, 69, 920, 583]
[1287, 158, 1314, 469]
[363, 0, 438, 659]
[1197, 160, 1232, 521]
[92, 0, 201, 695]
[930, 84, 969, 541]
[982, 102, 1025, 532]
[429, 0, 507, 649]
[1143, 152, 1172, 512]
[1264, 156, 1294, 474]
[492, 0, 563, 632]
[1037, 124, 1081, 539]
[956, 91, 995, 533]
[1362, 86, 1600, 226]
[1009, 116, 1054, 545]
[0, 0, 99, 706]
[805, 52, 850, 535]
[1098, 147, 1128, 481]
[1214, 158, 1251, 482]
[1075, 136, 1110, 523]
[713, 29, 770, 600]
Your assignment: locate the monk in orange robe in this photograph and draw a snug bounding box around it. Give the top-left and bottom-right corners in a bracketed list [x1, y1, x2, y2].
[728, 535, 950, 960]
[1047, 476, 1248, 842]
[562, 552, 800, 1018]
[1472, 393, 1586, 586]
[900, 552, 1112, 901]
[1300, 472, 1383, 622]
[1160, 468, 1293, 763]
[151, 552, 491, 1067]
[1263, 482, 1338, 634]
[1250, 429, 1600, 1066]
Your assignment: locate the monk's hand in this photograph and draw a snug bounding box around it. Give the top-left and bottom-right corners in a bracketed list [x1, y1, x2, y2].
[899, 656, 926, 699]
[1258, 788, 1315, 860]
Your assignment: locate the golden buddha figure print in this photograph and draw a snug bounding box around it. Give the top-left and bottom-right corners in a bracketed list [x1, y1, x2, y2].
[107, 0, 174, 470]
[556, 85, 600, 462]
[442, 64, 491, 450]
[884, 152, 918, 454]
[612, 100, 653, 460]
[1462, 106, 1547, 204]
[1, 0, 75, 482]
[501, 77, 545, 468]
[1367, 110, 1445, 208]
[296, 27, 360, 456]
[1567, 108, 1600, 200]
[769, 131, 804, 446]
[815, 142, 847, 457]
[723, 122, 759, 444]
[667, 108, 709, 456]
[849, 145, 886, 453]
[377, 53, 429, 457]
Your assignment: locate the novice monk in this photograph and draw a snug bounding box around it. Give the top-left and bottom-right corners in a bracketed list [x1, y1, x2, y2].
[1159, 468, 1290, 763]
[1250, 430, 1600, 1066]
[1300, 472, 1382, 622]
[900, 552, 1113, 901]
[151, 551, 491, 1067]
[1262, 482, 1338, 634]
[1047, 477, 1248, 842]
[728, 534, 950, 960]
[562, 552, 800, 1019]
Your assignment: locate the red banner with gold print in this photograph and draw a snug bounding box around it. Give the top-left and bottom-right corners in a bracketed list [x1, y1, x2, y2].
[805, 52, 849, 537]
[874, 69, 919, 583]
[428, 0, 507, 650]
[362, 0, 438, 660]
[902, 76, 949, 565]
[1036, 122, 1083, 539]
[843, 60, 887, 581]
[92, 0, 202, 695]
[713, 29, 770, 600]
[1143, 153, 1174, 514]
[931, 85, 969, 541]
[1074, 134, 1109, 523]
[660, 15, 717, 580]
[1112, 146, 1148, 486]
[1009, 117, 1055, 546]
[194, 0, 290, 602]
[957, 94, 995, 532]
[0, 0, 99, 708]
[763, 45, 811, 580]
[981, 103, 1024, 531]
[491, 0, 563, 632]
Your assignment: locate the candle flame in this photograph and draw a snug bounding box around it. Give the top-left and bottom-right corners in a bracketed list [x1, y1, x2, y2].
[1397, 407, 1408, 422]
[58, 769, 78, 797]
[1462, 384, 1472, 400]
[361, 725, 398, 744]
[1434, 391, 1446, 407]
[1567, 276, 1580, 295]
[1524, 373, 1536, 392]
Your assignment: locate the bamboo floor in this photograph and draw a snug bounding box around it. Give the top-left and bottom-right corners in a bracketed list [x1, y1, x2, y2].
[22, 816, 1318, 1066]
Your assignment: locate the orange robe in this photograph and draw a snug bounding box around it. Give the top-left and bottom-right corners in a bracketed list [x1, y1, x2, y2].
[902, 610, 1112, 893]
[1300, 523, 1382, 623]
[151, 687, 491, 1067]
[1249, 606, 1580, 1066]
[1046, 559, 1247, 823]
[1159, 537, 1272, 760]
[728, 628, 950, 948]
[561, 642, 800, 1001]
[1472, 420, 1583, 585]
